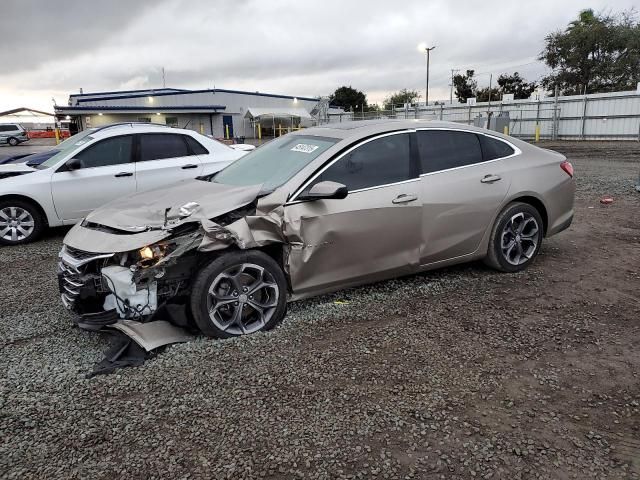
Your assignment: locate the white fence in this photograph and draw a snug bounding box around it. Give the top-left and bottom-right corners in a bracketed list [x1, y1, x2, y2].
[323, 90, 640, 141]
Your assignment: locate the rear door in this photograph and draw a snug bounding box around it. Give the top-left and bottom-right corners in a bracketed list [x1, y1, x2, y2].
[285, 131, 422, 296]
[51, 135, 136, 221]
[417, 129, 513, 265]
[134, 133, 204, 192]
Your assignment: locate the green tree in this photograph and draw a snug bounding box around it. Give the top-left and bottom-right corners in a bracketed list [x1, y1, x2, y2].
[497, 72, 536, 99]
[540, 9, 640, 94]
[382, 88, 421, 110]
[329, 86, 368, 112]
[454, 70, 536, 102]
[476, 86, 500, 103]
[453, 70, 477, 102]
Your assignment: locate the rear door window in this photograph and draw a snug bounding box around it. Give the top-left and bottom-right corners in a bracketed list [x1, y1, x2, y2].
[479, 135, 515, 160]
[185, 136, 209, 155]
[139, 133, 190, 161]
[315, 133, 413, 191]
[417, 130, 483, 174]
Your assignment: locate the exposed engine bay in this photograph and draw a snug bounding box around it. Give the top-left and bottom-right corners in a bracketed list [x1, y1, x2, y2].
[59, 228, 208, 329]
[57, 181, 282, 334]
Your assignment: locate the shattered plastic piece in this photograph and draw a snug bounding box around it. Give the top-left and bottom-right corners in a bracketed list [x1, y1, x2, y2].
[87, 331, 154, 378]
[76, 309, 119, 331]
[600, 196, 614, 205]
[178, 201, 200, 217]
[334, 300, 350, 305]
[109, 319, 195, 352]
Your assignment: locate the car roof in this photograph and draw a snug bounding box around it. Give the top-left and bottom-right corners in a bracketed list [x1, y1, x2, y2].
[295, 119, 515, 141]
[88, 123, 201, 138]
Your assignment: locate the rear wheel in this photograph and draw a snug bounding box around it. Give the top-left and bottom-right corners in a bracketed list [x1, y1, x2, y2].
[7, 137, 19, 146]
[190, 250, 288, 338]
[484, 202, 543, 272]
[0, 199, 45, 246]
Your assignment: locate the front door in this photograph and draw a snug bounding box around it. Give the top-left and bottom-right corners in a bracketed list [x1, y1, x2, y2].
[134, 133, 203, 192]
[285, 131, 422, 296]
[51, 135, 136, 222]
[416, 129, 511, 265]
[222, 115, 234, 139]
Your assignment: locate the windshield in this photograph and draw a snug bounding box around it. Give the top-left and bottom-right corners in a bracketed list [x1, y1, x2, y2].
[212, 135, 339, 191]
[37, 129, 96, 169]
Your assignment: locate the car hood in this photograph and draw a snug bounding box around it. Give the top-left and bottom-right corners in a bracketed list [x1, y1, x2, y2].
[0, 163, 37, 179]
[64, 179, 265, 253]
[86, 179, 263, 230]
[0, 163, 36, 174]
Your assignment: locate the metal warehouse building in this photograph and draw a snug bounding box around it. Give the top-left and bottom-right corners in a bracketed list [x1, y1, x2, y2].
[54, 88, 320, 139]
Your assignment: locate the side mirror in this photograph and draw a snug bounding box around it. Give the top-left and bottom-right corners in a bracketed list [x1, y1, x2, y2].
[66, 158, 82, 171]
[300, 181, 348, 201]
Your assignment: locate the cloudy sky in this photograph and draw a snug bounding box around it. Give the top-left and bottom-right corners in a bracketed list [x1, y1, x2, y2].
[0, 0, 636, 112]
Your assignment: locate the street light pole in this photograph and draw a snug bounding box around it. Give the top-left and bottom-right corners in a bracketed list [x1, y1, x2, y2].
[419, 44, 436, 106]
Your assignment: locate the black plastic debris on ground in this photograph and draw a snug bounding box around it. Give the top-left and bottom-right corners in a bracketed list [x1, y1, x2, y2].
[87, 331, 162, 378]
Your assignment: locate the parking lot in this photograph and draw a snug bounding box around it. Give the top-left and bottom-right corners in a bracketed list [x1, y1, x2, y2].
[1, 141, 639, 479]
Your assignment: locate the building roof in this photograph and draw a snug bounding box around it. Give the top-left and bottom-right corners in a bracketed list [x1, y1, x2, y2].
[69, 88, 188, 98]
[54, 105, 226, 115]
[70, 88, 318, 105]
[244, 107, 312, 120]
[0, 107, 54, 117]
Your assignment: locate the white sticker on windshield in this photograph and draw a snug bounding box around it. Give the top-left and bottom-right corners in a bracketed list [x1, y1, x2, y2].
[290, 143, 319, 154]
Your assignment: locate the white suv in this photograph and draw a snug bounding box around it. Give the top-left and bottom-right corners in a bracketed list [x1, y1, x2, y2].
[0, 123, 250, 245]
[0, 123, 29, 146]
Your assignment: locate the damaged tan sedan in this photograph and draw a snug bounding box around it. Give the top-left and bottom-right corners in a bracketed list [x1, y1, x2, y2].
[58, 120, 575, 338]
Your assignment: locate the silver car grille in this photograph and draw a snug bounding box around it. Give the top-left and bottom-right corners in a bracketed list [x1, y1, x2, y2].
[58, 245, 114, 309]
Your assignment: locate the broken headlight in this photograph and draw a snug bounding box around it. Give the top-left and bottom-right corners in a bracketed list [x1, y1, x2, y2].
[137, 242, 173, 268]
[134, 229, 203, 270]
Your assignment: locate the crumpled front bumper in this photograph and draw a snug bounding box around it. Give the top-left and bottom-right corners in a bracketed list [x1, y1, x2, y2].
[57, 245, 114, 312]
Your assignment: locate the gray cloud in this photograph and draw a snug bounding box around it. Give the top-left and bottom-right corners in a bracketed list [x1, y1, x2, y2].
[1, 0, 637, 110]
[0, 0, 165, 73]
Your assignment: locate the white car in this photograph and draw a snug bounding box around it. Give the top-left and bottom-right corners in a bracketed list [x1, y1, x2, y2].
[0, 123, 249, 245]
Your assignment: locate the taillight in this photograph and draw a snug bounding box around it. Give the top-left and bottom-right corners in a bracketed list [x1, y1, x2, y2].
[560, 161, 574, 178]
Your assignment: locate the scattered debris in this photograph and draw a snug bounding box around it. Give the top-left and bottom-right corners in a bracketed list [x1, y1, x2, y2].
[87, 320, 195, 377]
[110, 319, 195, 352]
[600, 196, 614, 204]
[87, 332, 156, 378]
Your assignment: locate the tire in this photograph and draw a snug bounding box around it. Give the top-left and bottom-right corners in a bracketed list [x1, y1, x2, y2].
[7, 137, 19, 146]
[484, 202, 544, 273]
[190, 250, 288, 338]
[0, 199, 45, 246]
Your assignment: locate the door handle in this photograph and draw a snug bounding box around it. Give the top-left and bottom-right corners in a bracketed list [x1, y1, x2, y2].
[481, 174, 502, 183]
[114, 172, 133, 177]
[181, 164, 198, 169]
[392, 193, 418, 204]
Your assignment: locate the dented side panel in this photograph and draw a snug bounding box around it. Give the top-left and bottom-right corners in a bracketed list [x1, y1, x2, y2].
[283, 180, 423, 297]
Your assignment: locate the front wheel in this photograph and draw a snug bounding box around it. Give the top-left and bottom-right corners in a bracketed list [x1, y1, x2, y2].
[7, 137, 19, 146]
[0, 200, 45, 246]
[484, 202, 543, 272]
[190, 250, 288, 338]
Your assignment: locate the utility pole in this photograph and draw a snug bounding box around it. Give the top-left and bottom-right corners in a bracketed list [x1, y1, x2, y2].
[486, 74, 494, 129]
[418, 44, 436, 106]
[449, 69, 459, 104]
[162, 67, 166, 88]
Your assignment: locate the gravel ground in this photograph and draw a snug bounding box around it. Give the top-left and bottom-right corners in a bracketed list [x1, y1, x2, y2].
[1, 141, 639, 479]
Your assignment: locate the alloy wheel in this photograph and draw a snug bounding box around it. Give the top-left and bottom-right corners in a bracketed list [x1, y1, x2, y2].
[0, 207, 35, 242]
[207, 263, 280, 335]
[500, 212, 540, 266]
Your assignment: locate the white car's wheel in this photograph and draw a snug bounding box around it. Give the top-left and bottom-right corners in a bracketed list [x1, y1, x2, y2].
[0, 200, 45, 246]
